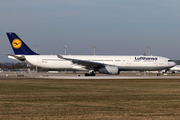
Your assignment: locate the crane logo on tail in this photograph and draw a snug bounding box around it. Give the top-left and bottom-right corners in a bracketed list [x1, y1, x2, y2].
[12, 39, 22, 49]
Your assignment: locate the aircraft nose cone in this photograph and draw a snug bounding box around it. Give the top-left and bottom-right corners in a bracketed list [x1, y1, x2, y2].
[172, 61, 176, 67]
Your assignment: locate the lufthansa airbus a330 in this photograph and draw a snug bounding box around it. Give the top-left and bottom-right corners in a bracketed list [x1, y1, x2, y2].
[6, 32, 176, 76]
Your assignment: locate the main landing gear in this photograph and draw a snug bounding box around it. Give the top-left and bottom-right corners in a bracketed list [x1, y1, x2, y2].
[157, 73, 161, 76]
[85, 72, 96, 76]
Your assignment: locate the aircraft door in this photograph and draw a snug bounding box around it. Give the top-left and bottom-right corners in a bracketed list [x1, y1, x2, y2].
[127, 58, 131, 65]
[37, 57, 42, 63]
[159, 59, 163, 65]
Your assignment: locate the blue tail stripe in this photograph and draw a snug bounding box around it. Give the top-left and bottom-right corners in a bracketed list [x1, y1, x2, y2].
[7, 32, 39, 55]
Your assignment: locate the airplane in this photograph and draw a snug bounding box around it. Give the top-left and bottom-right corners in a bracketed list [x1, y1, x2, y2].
[163, 65, 180, 74]
[5, 32, 176, 76]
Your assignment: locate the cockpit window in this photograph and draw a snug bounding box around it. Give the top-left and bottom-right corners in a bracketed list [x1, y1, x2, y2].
[168, 60, 173, 62]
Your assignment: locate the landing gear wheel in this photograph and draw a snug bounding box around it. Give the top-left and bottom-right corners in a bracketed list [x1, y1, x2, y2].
[85, 72, 96, 76]
[85, 73, 90, 76]
[90, 72, 96, 76]
[157, 73, 161, 76]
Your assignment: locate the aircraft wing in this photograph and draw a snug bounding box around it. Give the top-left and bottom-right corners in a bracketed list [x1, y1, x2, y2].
[57, 54, 105, 68]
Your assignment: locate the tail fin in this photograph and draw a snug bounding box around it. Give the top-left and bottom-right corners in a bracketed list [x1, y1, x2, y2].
[6, 32, 39, 55]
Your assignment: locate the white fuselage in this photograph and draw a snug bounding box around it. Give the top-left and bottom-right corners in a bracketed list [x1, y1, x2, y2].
[15, 55, 176, 71]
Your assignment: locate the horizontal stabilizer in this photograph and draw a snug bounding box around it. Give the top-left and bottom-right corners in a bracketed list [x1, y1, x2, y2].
[5, 54, 26, 61]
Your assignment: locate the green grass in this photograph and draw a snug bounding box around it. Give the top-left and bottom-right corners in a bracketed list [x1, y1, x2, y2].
[0, 79, 180, 119]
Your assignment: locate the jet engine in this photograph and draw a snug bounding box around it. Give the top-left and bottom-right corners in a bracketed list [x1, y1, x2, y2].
[99, 66, 120, 75]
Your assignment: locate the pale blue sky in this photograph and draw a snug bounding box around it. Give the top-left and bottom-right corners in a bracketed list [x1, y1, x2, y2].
[1, 0, 180, 62]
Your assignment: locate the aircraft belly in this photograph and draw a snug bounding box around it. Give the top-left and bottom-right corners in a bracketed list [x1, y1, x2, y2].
[118, 61, 172, 71]
[119, 65, 172, 71]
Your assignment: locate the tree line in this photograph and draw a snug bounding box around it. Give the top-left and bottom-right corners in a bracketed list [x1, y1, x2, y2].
[0, 63, 35, 70]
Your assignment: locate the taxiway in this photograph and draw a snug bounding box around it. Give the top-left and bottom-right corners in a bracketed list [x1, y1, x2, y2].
[1, 72, 180, 79]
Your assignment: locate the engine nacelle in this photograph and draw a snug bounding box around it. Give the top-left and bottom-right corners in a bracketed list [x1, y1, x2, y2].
[99, 66, 120, 75]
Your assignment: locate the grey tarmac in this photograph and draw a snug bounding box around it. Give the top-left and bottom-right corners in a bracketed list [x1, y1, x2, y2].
[1, 72, 180, 79]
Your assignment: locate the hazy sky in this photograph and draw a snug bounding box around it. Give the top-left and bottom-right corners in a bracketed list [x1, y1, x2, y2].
[1, 0, 180, 62]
